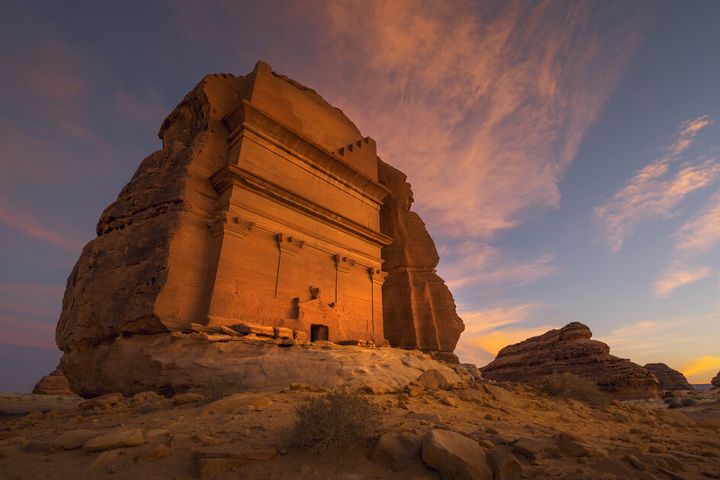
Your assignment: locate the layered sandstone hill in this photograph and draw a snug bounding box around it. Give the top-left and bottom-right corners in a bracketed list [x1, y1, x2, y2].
[54, 61, 463, 395]
[481, 322, 660, 399]
[644, 363, 693, 391]
[378, 160, 464, 360]
[32, 368, 73, 396]
[713, 371, 720, 388]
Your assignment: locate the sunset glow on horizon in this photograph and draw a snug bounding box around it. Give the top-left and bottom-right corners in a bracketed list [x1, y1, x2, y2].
[1, 0, 719, 391]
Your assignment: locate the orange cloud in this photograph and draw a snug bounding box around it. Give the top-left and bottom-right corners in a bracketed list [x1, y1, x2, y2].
[302, 0, 642, 239]
[680, 355, 720, 384]
[594, 115, 717, 253]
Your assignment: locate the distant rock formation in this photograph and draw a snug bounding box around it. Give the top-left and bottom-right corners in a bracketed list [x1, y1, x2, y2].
[378, 160, 465, 359]
[480, 322, 660, 399]
[713, 371, 720, 389]
[32, 367, 73, 396]
[54, 61, 464, 394]
[643, 363, 693, 391]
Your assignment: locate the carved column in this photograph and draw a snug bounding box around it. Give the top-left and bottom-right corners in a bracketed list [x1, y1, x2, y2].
[333, 254, 356, 305]
[368, 267, 387, 341]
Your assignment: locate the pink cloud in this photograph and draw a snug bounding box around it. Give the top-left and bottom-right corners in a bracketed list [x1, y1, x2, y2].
[0, 314, 56, 349]
[594, 115, 717, 253]
[674, 189, 720, 255]
[653, 265, 711, 298]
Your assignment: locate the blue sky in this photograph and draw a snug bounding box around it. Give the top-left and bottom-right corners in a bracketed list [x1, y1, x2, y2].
[1, 0, 719, 392]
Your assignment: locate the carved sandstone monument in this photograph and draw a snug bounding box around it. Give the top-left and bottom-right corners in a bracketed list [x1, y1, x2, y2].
[55, 61, 463, 395]
[643, 363, 693, 391]
[481, 322, 660, 399]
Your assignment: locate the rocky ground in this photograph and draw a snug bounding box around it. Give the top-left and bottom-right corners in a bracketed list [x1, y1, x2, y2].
[1, 378, 719, 480]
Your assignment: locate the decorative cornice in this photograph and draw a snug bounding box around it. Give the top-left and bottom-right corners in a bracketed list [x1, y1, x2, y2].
[207, 213, 254, 239]
[369, 267, 388, 286]
[211, 164, 393, 248]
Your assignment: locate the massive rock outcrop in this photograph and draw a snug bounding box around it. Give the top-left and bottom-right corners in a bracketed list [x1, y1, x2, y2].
[480, 322, 660, 399]
[378, 160, 465, 359]
[712, 371, 720, 389]
[32, 367, 73, 396]
[54, 61, 463, 395]
[643, 363, 693, 391]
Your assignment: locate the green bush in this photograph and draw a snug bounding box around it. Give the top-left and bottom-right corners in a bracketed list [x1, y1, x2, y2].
[680, 397, 697, 407]
[290, 388, 380, 453]
[535, 372, 611, 407]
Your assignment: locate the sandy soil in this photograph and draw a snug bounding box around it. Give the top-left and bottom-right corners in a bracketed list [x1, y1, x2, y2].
[1, 383, 719, 480]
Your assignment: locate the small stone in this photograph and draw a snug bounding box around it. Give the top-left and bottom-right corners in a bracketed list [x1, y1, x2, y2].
[370, 432, 421, 471]
[624, 454, 646, 471]
[52, 429, 99, 450]
[132, 391, 160, 403]
[273, 327, 293, 339]
[441, 396, 457, 407]
[84, 427, 145, 451]
[136, 444, 173, 462]
[202, 394, 272, 415]
[173, 392, 205, 405]
[415, 369, 463, 390]
[79, 392, 124, 409]
[89, 450, 121, 471]
[487, 446, 522, 480]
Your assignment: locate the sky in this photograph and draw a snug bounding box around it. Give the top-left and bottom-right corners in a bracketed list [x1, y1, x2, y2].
[1, 0, 719, 392]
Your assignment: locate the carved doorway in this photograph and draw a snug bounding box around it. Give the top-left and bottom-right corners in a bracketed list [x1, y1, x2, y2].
[310, 324, 329, 342]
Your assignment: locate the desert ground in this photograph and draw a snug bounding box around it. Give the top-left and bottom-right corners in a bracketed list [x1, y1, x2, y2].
[1, 376, 719, 480]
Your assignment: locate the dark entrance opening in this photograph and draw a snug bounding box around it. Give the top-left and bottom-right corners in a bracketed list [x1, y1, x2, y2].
[310, 324, 329, 342]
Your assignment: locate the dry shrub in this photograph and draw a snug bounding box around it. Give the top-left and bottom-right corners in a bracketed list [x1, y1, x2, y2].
[203, 376, 242, 401]
[535, 372, 611, 407]
[290, 388, 380, 453]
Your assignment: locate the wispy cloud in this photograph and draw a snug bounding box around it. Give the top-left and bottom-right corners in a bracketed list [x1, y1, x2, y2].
[653, 265, 711, 297]
[674, 189, 720, 255]
[594, 115, 717, 253]
[0, 197, 83, 251]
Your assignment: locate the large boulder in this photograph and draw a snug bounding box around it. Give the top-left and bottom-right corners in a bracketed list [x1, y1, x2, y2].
[480, 322, 660, 399]
[32, 367, 73, 396]
[712, 371, 720, 388]
[421, 429, 492, 480]
[378, 160, 465, 356]
[643, 363, 693, 391]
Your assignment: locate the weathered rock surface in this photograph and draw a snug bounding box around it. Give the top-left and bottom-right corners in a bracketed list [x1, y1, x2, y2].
[370, 432, 422, 471]
[712, 371, 720, 388]
[644, 363, 693, 391]
[480, 322, 660, 399]
[421, 429, 492, 480]
[32, 367, 73, 396]
[378, 160, 465, 356]
[83, 427, 145, 451]
[60, 332, 467, 396]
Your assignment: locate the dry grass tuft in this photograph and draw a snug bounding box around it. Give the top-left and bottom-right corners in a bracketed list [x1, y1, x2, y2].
[535, 372, 611, 407]
[203, 376, 242, 401]
[290, 388, 380, 453]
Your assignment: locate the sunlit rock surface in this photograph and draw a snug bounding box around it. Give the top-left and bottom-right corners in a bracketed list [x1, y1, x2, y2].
[644, 363, 693, 391]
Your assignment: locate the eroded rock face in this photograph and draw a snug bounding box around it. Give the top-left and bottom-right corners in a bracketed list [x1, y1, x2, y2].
[378, 160, 465, 356]
[60, 332, 468, 397]
[643, 363, 693, 391]
[712, 371, 720, 388]
[480, 322, 660, 399]
[32, 367, 73, 396]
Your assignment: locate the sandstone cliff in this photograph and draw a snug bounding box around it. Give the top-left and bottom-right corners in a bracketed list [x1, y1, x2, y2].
[32, 367, 73, 396]
[54, 62, 465, 394]
[378, 160, 465, 358]
[480, 322, 660, 399]
[713, 371, 720, 388]
[643, 363, 693, 391]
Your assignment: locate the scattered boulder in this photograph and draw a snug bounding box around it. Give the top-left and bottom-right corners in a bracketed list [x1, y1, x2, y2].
[421, 429, 492, 480]
[414, 368, 463, 390]
[481, 322, 660, 399]
[486, 446, 522, 480]
[644, 363, 693, 390]
[84, 427, 145, 451]
[370, 432, 422, 471]
[32, 368, 73, 396]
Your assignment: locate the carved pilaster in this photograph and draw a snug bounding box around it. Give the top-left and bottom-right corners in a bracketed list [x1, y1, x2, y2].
[276, 233, 304, 256]
[334, 254, 356, 274]
[368, 267, 387, 286]
[207, 213, 254, 239]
